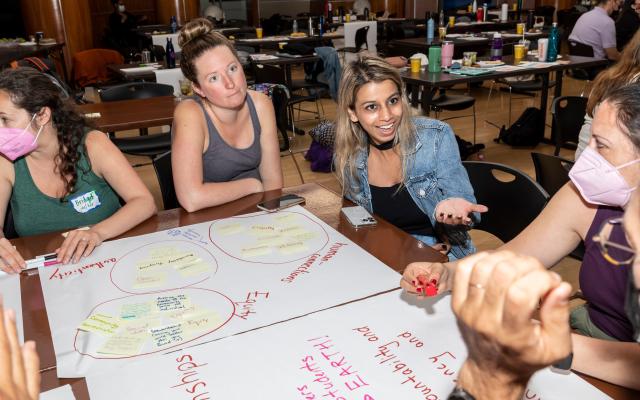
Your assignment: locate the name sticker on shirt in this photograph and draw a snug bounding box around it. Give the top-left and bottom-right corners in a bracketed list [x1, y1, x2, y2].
[70, 190, 101, 214]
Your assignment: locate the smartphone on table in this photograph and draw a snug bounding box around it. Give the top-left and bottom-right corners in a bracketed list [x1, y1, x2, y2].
[341, 206, 377, 228]
[257, 194, 305, 212]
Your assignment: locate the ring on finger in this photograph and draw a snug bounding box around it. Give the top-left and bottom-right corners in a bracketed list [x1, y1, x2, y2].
[469, 282, 485, 290]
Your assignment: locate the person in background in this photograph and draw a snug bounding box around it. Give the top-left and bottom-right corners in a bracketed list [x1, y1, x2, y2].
[616, 0, 640, 50]
[0, 297, 39, 400]
[569, 0, 623, 60]
[172, 18, 282, 212]
[334, 55, 486, 261]
[202, 0, 225, 23]
[108, 0, 147, 51]
[404, 83, 640, 390]
[0, 68, 156, 273]
[575, 29, 640, 159]
[353, 0, 372, 16]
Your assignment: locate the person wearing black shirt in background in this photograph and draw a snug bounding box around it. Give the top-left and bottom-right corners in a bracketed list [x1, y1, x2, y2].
[617, 0, 640, 50]
[108, 0, 147, 52]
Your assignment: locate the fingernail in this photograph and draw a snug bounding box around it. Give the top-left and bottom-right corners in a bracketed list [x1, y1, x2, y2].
[447, 214, 453, 218]
[412, 280, 416, 286]
[416, 287, 422, 292]
[441, 244, 447, 250]
[439, 212, 444, 217]
[430, 279, 437, 285]
[551, 271, 562, 282]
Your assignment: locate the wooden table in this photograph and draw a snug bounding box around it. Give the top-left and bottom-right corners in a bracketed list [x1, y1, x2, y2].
[75, 96, 176, 132]
[15, 183, 637, 399]
[0, 42, 68, 82]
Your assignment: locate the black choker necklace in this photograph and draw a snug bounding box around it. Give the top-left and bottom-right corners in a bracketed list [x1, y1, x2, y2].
[369, 139, 396, 151]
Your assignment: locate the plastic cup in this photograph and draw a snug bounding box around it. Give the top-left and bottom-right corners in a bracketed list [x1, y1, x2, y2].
[438, 26, 447, 40]
[345, 14, 351, 22]
[141, 50, 151, 64]
[441, 41, 454, 67]
[410, 57, 421, 73]
[538, 38, 548, 61]
[514, 44, 525, 61]
[255, 27, 263, 39]
[463, 51, 474, 66]
[516, 23, 525, 35]
[449, 16, 455, 27]
[179, 79, 191, 96]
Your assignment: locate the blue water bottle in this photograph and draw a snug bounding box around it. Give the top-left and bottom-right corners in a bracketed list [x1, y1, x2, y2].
[547, 22, 559, 61]
[319, 15, 324, 37]
[166, 38, 176, 68]
[426, 12, 434, 42]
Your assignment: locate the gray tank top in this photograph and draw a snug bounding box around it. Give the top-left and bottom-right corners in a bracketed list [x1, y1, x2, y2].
[193, 94, 262, 183]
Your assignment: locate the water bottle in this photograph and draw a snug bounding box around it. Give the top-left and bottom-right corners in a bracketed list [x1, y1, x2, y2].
[308, 17, 314, 36]
[526, 10, 534, 31]
[319, 15, 324, 36]
[490, 33, 503, 61]
[292, 19, 298, 33]
[364, 7, 370, 20]
[547, 22, 559, 61]
[439, 10, 445, 27]
[327, 2, 332, 20]
[426, 12, 434, 42]
[472, 0, 477, 13]
[170, 16, 178, 34]
[482, 3, 488, 21]
[166, 38, 176, 69]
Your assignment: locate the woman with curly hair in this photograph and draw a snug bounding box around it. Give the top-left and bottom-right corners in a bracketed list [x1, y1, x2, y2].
[0, 67, 156, 273]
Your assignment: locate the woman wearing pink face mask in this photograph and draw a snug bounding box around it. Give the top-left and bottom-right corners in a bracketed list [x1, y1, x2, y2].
[0, 67, 156, 273]
[402, 83, 640, 389]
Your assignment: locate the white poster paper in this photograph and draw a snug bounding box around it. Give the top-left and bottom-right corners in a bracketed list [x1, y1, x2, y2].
[86, 291, 609, 400]
[39, 206, 401, 377]
[40, 384, 76, 400]
[0, 271, 23, 343]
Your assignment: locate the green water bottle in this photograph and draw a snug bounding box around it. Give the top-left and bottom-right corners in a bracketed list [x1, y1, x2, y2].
[547, 22, 559, 62]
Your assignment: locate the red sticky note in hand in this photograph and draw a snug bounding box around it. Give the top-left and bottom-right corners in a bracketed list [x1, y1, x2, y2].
[424, 284, 438, 297]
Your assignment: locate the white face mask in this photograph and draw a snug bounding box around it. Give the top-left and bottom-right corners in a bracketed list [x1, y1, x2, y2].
[118, 4, 126, 12]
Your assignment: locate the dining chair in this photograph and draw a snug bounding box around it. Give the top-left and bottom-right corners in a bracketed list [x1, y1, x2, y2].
[152, 151, 179, 210]
[99, 82, 174, 136]
[72, 48, 124, 89]
[551, 96, 587, 156]
[462, 161, 549, 243]
[2, 203, 18, 239]
[568, 40, 603, 96]
[110, 132, 172, 167]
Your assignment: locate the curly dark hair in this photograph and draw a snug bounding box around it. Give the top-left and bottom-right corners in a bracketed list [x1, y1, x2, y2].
[0, 67, 88, 196]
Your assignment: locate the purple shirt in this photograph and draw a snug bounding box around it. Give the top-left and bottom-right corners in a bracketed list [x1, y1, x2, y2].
[580, 206, 633, 341]
[569, 6, 617, 59]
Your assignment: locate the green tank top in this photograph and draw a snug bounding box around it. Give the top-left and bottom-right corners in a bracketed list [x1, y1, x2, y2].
[10, 134, 121, 237]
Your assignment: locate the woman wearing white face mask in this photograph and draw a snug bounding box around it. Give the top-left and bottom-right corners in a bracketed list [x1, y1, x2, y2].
[402, 83, 640, 390]
[0, 67, 156, 274]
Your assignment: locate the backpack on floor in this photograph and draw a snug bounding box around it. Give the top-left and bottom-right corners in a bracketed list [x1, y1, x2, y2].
[495, 107, 545, 147]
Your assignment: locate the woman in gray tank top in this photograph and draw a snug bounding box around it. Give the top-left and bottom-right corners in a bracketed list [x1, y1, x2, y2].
[172, 18, 283, 212]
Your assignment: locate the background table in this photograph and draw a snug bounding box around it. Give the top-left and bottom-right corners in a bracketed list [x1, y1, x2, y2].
[76, 96, 176, 132]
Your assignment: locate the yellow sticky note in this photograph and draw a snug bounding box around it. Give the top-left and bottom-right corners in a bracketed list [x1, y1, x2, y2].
[277, 225, 308, 236]
[150, 247, 179, 259]
[249, 224, 276, 236]
[175, 259, 210, 277]
[119, 317, 161, 338]
[291, 232, 317, 242]
[216, 223, 245, 236]
[133, 271, 167, 289]
[165, 304, 199, 320]
[78, 313, 120, 336]
[136, 259, 166, 274]
[256, 234, 287, 246]
[275, 214, 298, 223]
[241, 244, 272, 258]
[97, 334, 146, 356]
[182, 310, 221, 334]
[277, 241, 308, 255]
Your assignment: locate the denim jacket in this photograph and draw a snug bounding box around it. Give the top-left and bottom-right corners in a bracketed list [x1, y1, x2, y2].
[343, 117, 478, 260]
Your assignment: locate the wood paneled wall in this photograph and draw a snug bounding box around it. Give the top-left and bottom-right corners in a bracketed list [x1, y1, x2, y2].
[156, 0, 200, 26]
[89, 0, 157, 48]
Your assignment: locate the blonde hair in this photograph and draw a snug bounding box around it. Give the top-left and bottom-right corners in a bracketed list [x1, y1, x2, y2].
[334, 54, 416, 198]
[178, 18, 238, 85]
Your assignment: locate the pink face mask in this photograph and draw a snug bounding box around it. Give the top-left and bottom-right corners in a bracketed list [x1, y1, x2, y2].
[569, 146, 640, 207]
[0, 114, 43, 161]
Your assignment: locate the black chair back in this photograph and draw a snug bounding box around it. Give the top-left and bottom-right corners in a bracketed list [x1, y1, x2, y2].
[111, 132, 172, 157]
[530, 152, 574, 197]
[552, 96, 587, 156]
[568, 40, 594, 57]
[100, 82, 174, 102]
[463, 161, 549, 243]
[271, 85, 291, 151]
[355, 25, 369, 51]
[3, 202, 18, 239]
[152, 151, 179, 210]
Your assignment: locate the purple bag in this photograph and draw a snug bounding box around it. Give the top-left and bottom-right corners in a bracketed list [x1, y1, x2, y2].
[305, 140, 333, 173]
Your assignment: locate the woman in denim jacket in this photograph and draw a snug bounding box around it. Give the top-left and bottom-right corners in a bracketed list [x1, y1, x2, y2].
[334, 55, 487, 261]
